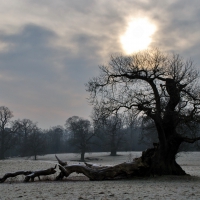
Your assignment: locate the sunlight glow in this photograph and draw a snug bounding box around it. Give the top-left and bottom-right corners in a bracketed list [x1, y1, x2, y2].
[120, 18, 156, 54]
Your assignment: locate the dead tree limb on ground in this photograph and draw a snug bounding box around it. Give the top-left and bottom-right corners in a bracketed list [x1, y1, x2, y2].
[0, 171, 32, 183]
[24, 165, 57, 182]
[55, 155, 150, 181]
[55, 155, 67, 166]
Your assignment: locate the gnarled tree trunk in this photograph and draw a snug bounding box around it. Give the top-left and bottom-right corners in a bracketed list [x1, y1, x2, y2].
[141, 140, 186, 176]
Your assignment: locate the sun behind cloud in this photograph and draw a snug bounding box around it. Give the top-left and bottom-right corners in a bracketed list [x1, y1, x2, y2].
[120, 18, 156, 54]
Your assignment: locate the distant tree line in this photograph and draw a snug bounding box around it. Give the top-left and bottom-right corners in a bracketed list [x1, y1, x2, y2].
[0, 105, 198, 161]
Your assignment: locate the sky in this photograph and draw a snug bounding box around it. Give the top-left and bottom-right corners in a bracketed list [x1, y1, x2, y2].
[0, 0, 199, 129]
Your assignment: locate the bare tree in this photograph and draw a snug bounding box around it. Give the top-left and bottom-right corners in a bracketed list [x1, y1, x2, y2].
[17, 119, 37, 157]
[46, 126, 64, 154]
[0, 106, 20, 159]
[86, 48, 200, 175]
[65, 116, 94, 161]
[26, 126, 46, 160]
[93, 112, 127, 156]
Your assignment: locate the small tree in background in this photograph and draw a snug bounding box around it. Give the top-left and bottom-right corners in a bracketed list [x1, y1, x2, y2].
[93, 110, 127, 156]
[65, 116, 94, 161]
[0, 106, 21, 159]
[26, 126, 46, 160]
[45, 126, 64, 154]
[17, 119, 38, 157]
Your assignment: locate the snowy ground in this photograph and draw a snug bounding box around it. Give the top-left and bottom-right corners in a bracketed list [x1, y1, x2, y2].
[1, 152, 200, 200]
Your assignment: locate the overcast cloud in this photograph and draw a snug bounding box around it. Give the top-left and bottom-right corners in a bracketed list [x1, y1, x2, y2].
[0, 0, 199, 128]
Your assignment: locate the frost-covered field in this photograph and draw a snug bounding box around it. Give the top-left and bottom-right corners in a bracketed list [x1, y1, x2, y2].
[1, 152, 200, 200]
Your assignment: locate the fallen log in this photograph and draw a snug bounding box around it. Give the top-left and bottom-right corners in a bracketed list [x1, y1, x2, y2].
[55, 146, 171, 180]
[24, 165, 57, 182]
[56, 156, 149, 181]
[0, 171, 32, 183]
